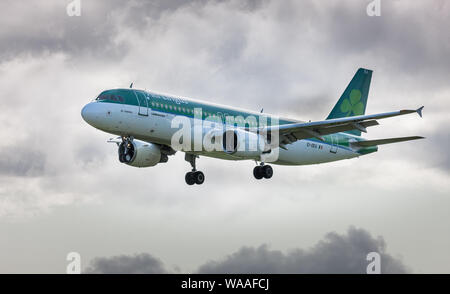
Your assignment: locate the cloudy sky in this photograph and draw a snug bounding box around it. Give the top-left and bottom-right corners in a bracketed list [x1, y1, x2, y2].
[0, 0, 449, 273]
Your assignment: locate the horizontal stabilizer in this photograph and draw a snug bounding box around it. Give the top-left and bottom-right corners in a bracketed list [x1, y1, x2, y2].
[351, 136, 425, 147]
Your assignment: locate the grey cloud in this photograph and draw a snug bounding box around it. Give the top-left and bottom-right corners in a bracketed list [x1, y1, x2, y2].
[84, 253, 169, 274]
[3, 0, 448, 93]
[149, 0, 449, 113]
[368, 126, 448, 174]
[0, 145, 46, 177]
[84, 227, 409, 274]
[3, 0, 449, 74]
[74, 142, 107, 167]
[322, 1, 450, 82]
[0, 0, 265, 62]
[0, 0, 126, 62]
[121, 0, 216, 29]
[420, 129, 450, 173]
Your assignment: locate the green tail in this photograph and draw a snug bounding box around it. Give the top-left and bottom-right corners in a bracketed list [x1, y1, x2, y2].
[326, 68, 372, 136]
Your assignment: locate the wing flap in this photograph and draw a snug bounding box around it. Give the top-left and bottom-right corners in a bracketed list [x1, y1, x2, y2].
[351, 136, 425, 147]
[290, 120, 379, 140]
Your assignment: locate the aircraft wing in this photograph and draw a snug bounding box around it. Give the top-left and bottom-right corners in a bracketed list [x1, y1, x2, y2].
[260, 106, 424, 148]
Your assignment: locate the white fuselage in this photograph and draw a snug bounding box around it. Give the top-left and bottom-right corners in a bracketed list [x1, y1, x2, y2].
[82, 101, 360, 166]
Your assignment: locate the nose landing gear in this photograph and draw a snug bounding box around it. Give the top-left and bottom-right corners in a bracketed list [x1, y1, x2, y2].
[185, 154, 205, 185]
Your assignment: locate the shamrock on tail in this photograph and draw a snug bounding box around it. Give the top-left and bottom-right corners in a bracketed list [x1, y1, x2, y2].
[340, 89, 364, 116]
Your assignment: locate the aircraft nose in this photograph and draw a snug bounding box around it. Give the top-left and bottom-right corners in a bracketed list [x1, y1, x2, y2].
[81, 103, 95, 125]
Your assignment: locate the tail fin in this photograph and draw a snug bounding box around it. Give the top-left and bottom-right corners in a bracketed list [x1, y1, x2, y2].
[326, 68, 373, 136]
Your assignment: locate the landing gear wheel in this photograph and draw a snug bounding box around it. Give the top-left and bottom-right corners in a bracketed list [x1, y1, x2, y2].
[185, 172, 195, 185]
[262, 165, 273, 179]
[193, 171, 205, 185]
[253, 166, 263, 180]
[185, 154, 206, 185]
[253, 164, 273, 179]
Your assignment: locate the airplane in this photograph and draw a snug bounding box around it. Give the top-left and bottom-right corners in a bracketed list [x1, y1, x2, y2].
[81, 68, 424, 185]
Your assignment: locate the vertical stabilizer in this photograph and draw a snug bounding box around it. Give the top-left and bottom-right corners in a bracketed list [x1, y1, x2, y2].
[326, 68, 372, 136]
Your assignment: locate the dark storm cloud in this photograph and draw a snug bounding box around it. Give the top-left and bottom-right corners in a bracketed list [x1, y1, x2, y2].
[198, 227, 409, 274]
[84, 253, 168, 274]
[84, 227, 409, 274]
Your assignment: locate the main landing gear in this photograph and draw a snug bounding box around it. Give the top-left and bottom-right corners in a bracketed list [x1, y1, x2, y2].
[185, 154, 205, 185]
[253, 163, 273, 180]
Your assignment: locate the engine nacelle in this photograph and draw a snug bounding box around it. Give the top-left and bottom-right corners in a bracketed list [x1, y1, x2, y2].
[222, 129, 269, 159]
[118, 140, 162, 167]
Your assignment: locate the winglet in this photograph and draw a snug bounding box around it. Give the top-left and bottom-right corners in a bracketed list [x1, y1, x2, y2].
[416, 106, 424, 118]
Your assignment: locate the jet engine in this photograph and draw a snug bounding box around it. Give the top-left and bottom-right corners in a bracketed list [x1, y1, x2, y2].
[118, 139, 163, 167]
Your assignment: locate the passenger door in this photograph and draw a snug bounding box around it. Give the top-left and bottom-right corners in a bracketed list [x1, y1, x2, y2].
[134, 91, 148, 116]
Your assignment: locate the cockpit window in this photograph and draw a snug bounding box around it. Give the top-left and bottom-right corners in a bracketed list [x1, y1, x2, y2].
[96, 92, 125, 103]
[97, 94, 109, 101]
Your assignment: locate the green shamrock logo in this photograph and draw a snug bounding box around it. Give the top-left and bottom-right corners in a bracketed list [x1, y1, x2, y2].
[340, 89, 364, 116]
